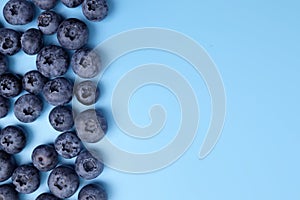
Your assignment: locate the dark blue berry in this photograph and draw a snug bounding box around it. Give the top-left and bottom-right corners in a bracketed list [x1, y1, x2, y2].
[14, 94, 43, 123]
[12, 165, 40, 194]
[48, 165, 79, 199]
[0, 126, 26, 154]
[75, 150, 103, 180]
[57, 18, 89, 50]
[42, 77, 73, 106]
[0, 28, 21, 56]
[32, 144, 58, 172]
[78, 184, 107, 200]
[71, 48, 101, 78]
[0, 96, 9, 118]
[0, 184, 18, 200]
[75, 109, 107, 143]
[22, 70, 48, 95]
[0, 150, 17, 182]
[33, 0, 57, 10]
[36, 45, 69, 78]
[21, 28, 44, 55]
[36, 193, 60, 200]
[54, 131, 82, 159]
[75, 80, 100, 105]
[38, 11, 62, 35]
[61, 0, 83, 8]
[49, 105, 74, 132]
[82, 0, 108, 22]
[0, 54, 8, 75]
[0, 73, 22, 98]
[3, 0, 35, 25]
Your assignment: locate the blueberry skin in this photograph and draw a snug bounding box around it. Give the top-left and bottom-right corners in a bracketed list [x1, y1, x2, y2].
[36, 45, 69, 78]
[0, 28, 21, 56]
[54, 131, 82, 159]
[0, 184, 19, 200]
[78, 184, 107, 200]
[71, 48, 101, 78]
[75, 80, 100, 105]
[0, 96, 9, 118]
[22, 70, 48, 95]
[0, 54, 8, 75]
[43, 77, 73, 106]
[3, 0, 35, 25]
[33, 0, 57, 10]
[49, 105, 74, 132]
[82, 0, 108, 22]
[0, 150, 17, 182]
[61, 0, 83, 8]
[14, 94, 43, 123]
[57, 18, 89, 50]
[21, 28, 44, 55]
[48, 165, 79, 199]
[36, 193, 60, 200]
[12, 165, 40, 194]
[75, 109, 107, 143]
[75, 150, 103, 180]
[32, 144, 58, 172]
[0, 126, 26, 154]
[38, 11, 62, 35]
[0, 73, 22, 98]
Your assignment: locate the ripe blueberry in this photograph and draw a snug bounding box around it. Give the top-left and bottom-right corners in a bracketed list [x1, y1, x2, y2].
[75, 109, 107, 143]
[21, 28, 44, 55]
[57, 18, 89, 50]
[54, 131, 82, 159]
[43, 77, 73, 106]
[32, 144, 58, 172]
[12, 165, 40, 194]
[49, 105, 74, 132]
[48, 165, 79, 198]
[3, 0, 35, 25]
[0, 126, 26, 154]
[14, 94, 43, 123]
[75, 150, 104, 180]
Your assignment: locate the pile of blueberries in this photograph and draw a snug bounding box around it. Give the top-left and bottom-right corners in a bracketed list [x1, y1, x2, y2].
[0, 0, 109, 199]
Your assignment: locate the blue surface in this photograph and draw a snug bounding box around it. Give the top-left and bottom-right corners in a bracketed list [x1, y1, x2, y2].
[1, 0, 300, 199]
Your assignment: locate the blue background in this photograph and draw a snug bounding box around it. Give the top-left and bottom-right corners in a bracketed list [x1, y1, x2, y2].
[1, 0, 300, 199]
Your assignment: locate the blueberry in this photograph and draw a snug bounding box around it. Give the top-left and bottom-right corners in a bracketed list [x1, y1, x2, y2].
[61, 0, 83, 8]
[21, 28, 44, 55]
[78, 184, 107, 200]
[22, 70, 48, 95]
[0, 184, 18, 200]
[14, 94, 43, 123]
[38, 11, 62, 35]
[71, 48, 101, 78]
[82, 0, 108, 22]
[48, 165, 79, 199]
[0, 73, 22, 98]
[32, 144, 58, 172]
[0, 28, 21, 56]
[3, 0, 35, 25]
[0, 126, 26, 154]
[33, 0, 57, 10]
[12, 165, 40, 194]
[43, 77, 73, 106]
[0, 96, 9, 118]
[36, 193, 60, 200]
[0, 150, 17, 182]
[54, 131, 82, 159]
[0, 54, 8, 75]
[75, 150, 103, 180]
[75, 80, 100, 105]
[49, 105, 74, 132]
[75, 109, 107, 143]
[36, 45, 69, 78]
[57, 18, 89, 50]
